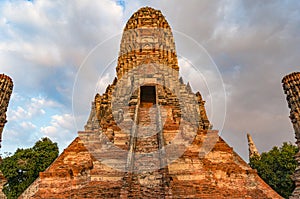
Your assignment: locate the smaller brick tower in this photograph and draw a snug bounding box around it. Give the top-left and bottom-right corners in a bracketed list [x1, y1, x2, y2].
[0, 73, 13, 199]
[0, 74, 13, 145]
[247, 133, 260, 159]
[282, 72, 300, 199]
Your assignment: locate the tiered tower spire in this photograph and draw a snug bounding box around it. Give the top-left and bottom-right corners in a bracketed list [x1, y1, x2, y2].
[116, 7, 178, 79]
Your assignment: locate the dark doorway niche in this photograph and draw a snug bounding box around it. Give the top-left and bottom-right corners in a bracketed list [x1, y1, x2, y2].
[140, 86, 156, 104]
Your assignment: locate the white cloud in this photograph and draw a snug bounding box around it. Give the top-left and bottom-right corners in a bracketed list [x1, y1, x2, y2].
[96, 73, 113, 94]
[50, 114, 74, 130]
[9, 106, 27, 121]
[40, 114, 75, 138]
[40, 113, 76, 150]
[8, 96, 60, 121]
[0, 0, 123, 69]
[20, 121, 36, 131]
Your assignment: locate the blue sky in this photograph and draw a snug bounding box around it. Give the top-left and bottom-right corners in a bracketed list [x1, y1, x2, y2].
[0, 0, 299, 161]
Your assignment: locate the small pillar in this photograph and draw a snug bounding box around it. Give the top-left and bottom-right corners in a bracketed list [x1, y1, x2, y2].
[247, 133, 260, 159]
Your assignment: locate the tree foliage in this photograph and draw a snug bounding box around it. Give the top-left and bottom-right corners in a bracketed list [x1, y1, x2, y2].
[0, 137, 59, 199]
[249, 142, 298, 199]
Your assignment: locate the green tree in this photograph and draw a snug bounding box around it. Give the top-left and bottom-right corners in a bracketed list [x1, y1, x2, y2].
[0, 137, 59, 199]
[249, 142, 298, 198]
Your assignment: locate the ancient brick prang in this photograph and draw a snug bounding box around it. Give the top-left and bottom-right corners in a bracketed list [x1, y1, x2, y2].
[20, 7, 282, 199]
[0, 74, 13, 146]
[247, 133, 260, 159]
[282, 72, 300, 199]
[0, 74, 13, 199]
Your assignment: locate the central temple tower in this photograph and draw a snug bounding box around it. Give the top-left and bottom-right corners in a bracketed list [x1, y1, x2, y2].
[21, 7, 282, 199]
[117, 7, 179, 79]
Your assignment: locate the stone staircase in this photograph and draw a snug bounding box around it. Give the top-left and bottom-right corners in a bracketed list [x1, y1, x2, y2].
[121, 102, 168, 198]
